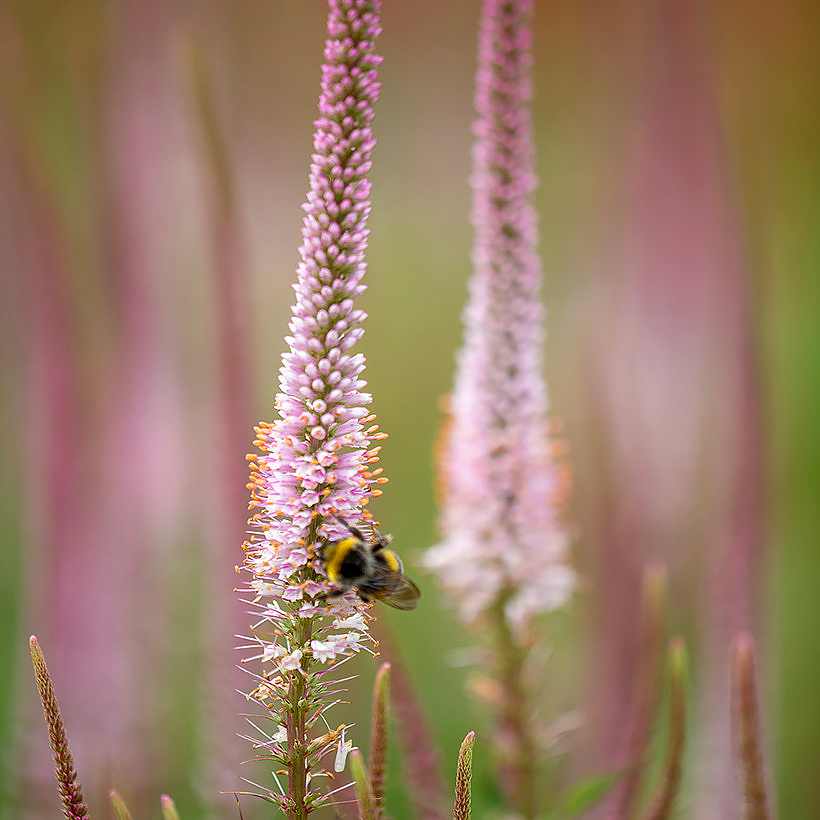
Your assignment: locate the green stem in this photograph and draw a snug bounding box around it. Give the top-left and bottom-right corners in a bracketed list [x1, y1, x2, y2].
[492, 598, 537, 820]
[286, 516, 321, 820]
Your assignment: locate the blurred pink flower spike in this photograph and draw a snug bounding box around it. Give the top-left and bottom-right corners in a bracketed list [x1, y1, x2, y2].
[424, 1, 573, 816]
[424, 0, 573, 635]
[237, 0, 388, 817]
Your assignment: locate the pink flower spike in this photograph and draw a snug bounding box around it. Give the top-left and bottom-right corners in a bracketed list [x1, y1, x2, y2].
[424, 1, 574, 815]
[425, 0, 573, 636]
[240, 1, 387, 815]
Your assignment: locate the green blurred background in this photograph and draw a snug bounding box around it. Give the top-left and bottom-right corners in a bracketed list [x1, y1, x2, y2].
[0, 0, 818, 818]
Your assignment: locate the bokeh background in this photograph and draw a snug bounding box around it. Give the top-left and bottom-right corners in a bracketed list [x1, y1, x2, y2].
[0, 0, 818, 818]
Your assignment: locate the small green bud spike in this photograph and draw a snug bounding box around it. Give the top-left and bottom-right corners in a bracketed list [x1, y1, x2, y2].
[731, 632, 774, 820]
[351, 749, 376, 820]
[161, 795, 181, 820]
[639, 638, 687, 820]
[28, 636, 91, 820]
[369, 663, 391, 819]
[453, 732, 475, 820]
[109, 790, 133, 820]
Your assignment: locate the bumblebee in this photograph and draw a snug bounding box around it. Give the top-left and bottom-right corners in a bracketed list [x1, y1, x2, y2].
[322, 516, 420, 611]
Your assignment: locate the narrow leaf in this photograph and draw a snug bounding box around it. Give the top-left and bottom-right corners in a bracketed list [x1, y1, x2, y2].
[28, 636, 90, 820]
[453, 731, 475, 820]
[109, 790, 133, 820]
[638, 638, 687, 820]
[731, 632, 773, 820]
[369, 662, 391, 819]
[161, 794, 181, 820]
[609, 561, 666, 820]
[351, 749, 376, 820]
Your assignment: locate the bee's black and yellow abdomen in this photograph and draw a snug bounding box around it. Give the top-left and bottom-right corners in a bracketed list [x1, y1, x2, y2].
[325, 537, 367, 585]
[339, 547, 369, 580]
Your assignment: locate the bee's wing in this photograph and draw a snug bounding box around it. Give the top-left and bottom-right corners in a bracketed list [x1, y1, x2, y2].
[379, 576, 421, 610]
[360, 564, 421, 611]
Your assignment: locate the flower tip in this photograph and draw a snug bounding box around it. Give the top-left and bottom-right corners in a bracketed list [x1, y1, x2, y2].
[669, 635, 686, 657]
[160, 794, 181, 820]
[730, 630, 755, 661]
[349, 747, 366, 772]
[29, 635, 43, 661]
[375, 661, 391, 689]
[668, 636, 688, 679]
[110, 789, 133, 820]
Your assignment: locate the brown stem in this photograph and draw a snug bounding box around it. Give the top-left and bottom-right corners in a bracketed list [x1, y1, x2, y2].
[369, 663, 391, 819]
[731, 633, 773, 820]
[286, 607, 315, 820]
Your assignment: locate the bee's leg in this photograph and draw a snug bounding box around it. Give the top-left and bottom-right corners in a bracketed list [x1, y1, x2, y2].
[333, 514, 366, 542]
[325, 588, 346, 600]
[371, 533, 393, 554]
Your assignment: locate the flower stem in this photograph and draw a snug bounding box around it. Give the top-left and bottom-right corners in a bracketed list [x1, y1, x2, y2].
[731, 633, 773, 820]
[492, 598, 537, 819]
[287, 617, 315, 820]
